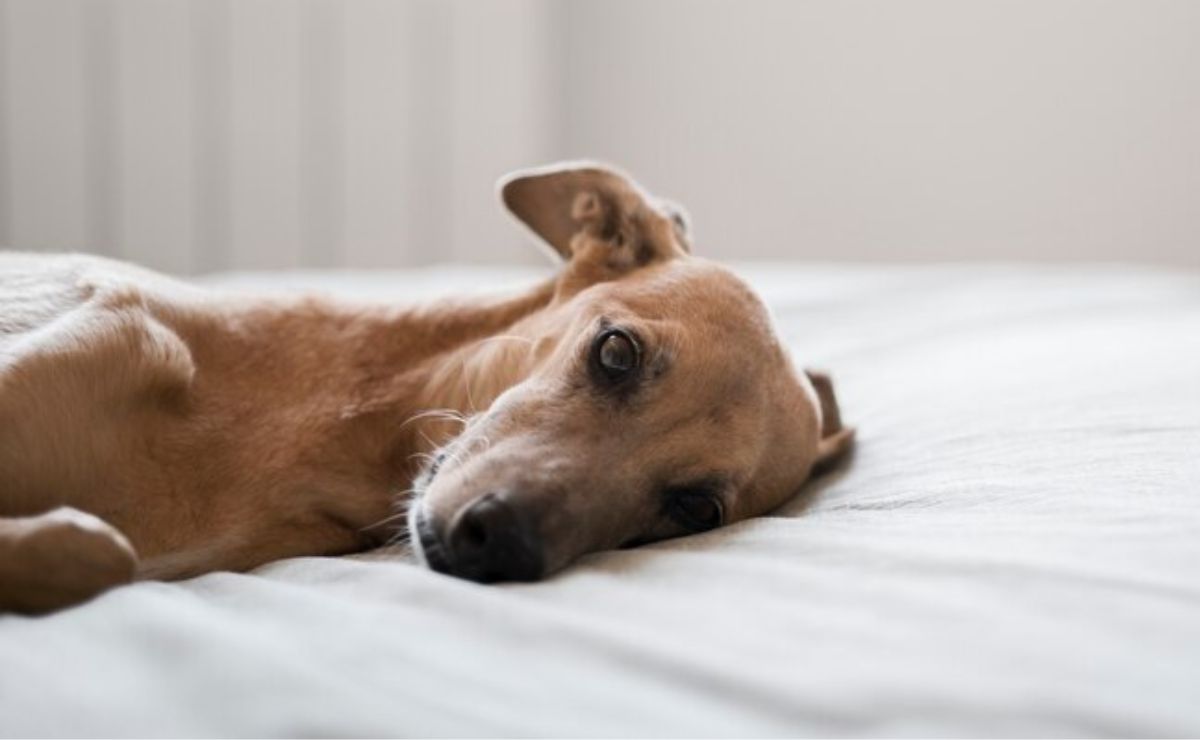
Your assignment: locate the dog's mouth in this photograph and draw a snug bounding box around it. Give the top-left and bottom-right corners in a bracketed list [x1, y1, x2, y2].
[407, 447, 452, 573]
[412, 504, 452, 574]
[419, 449, 447, 487]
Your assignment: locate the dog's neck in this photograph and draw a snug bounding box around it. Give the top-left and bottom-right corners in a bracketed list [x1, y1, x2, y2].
[327, 272, 567, 480]
[410, 282, 560, 428]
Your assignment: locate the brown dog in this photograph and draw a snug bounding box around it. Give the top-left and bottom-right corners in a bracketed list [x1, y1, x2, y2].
[0, 162, 853, 613]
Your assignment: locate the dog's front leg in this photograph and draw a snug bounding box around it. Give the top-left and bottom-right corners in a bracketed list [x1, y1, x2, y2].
[0, 507, 137, 614]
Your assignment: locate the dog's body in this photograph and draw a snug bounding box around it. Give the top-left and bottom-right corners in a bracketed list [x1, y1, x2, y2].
[0, 251, 557, 609]
[0, 163, 852, 613]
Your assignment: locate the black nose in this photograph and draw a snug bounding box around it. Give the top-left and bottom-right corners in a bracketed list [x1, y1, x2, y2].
[446, 493, 543, 582]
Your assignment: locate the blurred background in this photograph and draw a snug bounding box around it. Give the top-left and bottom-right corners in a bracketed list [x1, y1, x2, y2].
[0, 0, 1197, 274]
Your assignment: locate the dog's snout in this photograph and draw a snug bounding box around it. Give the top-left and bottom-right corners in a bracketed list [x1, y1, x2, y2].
[446, 492, 543, 583]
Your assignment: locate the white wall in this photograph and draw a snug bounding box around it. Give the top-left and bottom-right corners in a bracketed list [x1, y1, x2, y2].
[1, 0, 1197, 272]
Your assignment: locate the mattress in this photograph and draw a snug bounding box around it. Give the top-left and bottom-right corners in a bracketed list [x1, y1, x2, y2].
[1, 262, 1198, 737]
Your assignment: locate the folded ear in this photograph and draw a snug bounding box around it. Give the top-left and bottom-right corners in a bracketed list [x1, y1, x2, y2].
[498, 161, 690, 266]
[806, 369, 856, 473]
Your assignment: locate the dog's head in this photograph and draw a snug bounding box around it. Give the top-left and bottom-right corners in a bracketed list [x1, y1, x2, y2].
[409, 162, 853, 582]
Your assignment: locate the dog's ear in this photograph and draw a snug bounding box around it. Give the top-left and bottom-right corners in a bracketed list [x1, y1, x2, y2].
[806, 369, 856, 473]
[498, 161, 690, 266]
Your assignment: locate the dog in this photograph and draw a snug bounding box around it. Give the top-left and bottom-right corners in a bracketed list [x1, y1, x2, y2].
[0, 162, 854, 613]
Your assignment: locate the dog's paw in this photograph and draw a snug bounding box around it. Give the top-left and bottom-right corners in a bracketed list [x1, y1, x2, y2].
[0, 507, 138, 614]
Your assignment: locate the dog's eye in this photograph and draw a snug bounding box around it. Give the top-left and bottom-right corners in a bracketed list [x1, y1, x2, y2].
[593, 329, 640, 383]
[668, 491, 724, 532]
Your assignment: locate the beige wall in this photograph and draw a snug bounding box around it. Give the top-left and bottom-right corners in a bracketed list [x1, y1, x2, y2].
[1, 0, 1197, 272]
[567, 1, 1200, 266]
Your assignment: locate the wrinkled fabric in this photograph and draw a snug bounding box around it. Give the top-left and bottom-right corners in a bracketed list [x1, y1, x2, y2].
[2, 263, 1198, 737]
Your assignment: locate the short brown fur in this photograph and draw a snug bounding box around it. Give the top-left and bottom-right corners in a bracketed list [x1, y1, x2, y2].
[0, 162, 852, 613]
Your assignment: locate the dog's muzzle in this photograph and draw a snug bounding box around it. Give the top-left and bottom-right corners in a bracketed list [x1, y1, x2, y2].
[416, 492, 544, 583]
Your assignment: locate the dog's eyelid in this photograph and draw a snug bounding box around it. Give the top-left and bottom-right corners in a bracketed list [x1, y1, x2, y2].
[661, 476, 729, 501]
[589, 317, 643, 346]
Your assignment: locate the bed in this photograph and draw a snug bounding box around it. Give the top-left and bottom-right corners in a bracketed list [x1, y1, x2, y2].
[1, 262, 1198, 737]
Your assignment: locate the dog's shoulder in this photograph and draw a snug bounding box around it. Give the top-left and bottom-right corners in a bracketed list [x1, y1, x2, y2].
[0, 253, 198, 409]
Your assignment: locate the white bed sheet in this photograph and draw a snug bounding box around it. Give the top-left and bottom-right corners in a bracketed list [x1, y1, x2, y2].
[1, 263, 1198, 737]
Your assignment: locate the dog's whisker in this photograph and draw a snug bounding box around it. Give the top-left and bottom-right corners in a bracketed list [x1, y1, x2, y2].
[360, 508, 409, 533]
[408, 451, 438, 466]
[460, 358, 481, 416]
[382, 523, 413, 547]
[471, 333, 535, 348]
[360, 495, 417, 536]
[416, 429, 439, 450]
[398, 407, 469, 431]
